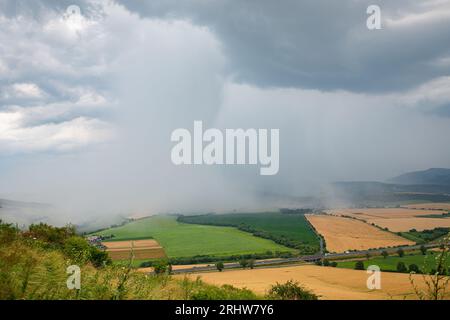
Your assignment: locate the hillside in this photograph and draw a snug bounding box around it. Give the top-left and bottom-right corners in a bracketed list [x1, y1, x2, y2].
[389, 168, 450, 186]
[0, 220, 259, 300]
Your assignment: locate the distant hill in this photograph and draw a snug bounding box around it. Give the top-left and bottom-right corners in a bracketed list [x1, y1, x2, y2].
[389, 168, 450, 186]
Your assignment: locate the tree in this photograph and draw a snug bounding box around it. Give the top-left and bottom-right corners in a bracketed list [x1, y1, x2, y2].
[153, 260, 169, 275]
[248, 259, 255, 269]
[239, 259, 249, 269]
[397, 248, 405, 258]
[365, 253, 371, 260]
[267, 280, 318, 300]
[420, 245, 427, 255]
[330, 261, 338, 267]
[397, 262, 407, 273]
[215, 261, 224, 272]
[322, 259, 330, 267]
[354, 261, 365, 270]
[409, 264, 420, 273]
[381, 250, 388, 259]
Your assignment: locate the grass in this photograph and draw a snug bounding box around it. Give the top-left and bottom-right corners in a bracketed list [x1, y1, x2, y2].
[336, 252, 449, 273]
[92, 215, 294, 258]
[178, 212, 320, 253]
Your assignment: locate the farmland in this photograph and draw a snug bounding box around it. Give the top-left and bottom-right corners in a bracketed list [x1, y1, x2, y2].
[178, 212, 320, 254]
[326, 208, 450, 232]
[102, 239, 166, 260]
[335, 252, 450, 274]
[176, 265, 440, 300]
[93, 215, 294, 258]
[305, 214, 413, 252]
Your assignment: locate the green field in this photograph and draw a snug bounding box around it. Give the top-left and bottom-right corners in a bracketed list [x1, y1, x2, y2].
[178, 212, 320, 254]
[336, 252, 449, 273]
[399, 228, 450, 244]
[93, 215, 295, 258]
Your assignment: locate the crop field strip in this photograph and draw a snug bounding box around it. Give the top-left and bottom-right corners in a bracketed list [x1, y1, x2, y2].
[326, 208, 450, 232]
[102, 239, 167, 260]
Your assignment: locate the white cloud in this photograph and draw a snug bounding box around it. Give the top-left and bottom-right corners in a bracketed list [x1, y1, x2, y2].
[10, 83, 45, 99]
[0, 109, 112, 153]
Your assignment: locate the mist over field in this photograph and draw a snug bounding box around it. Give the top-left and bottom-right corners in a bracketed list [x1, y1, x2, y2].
[1, 0, 450, 227]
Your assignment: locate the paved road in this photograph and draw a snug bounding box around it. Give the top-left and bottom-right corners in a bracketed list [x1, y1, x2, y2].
[167, 242, 444, 274]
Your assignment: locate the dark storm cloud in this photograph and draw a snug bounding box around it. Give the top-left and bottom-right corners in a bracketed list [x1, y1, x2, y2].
[116, 0, 450, 93]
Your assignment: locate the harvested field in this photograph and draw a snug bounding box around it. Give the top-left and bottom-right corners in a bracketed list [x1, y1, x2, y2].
[103, 239, 161, 249]
[367, 218, 450, 232]
[177, 265, 442, 300]
[306, 215, 413, 252]
[103, 239, 166, 260]
[325, 208, 450, 232]
[402, 203, 450, 211]
[326, 208, 446, 219]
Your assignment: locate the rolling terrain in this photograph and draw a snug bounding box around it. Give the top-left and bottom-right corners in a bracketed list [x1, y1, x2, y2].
[92, 215, 295, 258]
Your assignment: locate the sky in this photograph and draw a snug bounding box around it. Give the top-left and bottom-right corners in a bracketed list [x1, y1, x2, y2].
[0, 0, 450, 224]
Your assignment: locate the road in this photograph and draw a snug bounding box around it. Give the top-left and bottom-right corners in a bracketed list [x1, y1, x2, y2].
[167, 242, 444, 274]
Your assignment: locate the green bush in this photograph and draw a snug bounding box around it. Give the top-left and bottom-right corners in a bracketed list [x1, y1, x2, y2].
[267, 280, 318, 300]
[397, 262, 407, 273]
[64, 236, 92, 264]
[215, 261, 224, 272]
[408, 263, 420, 273]
[354, 261, 365, 270]
[153, 260, 170, 275]
[191, 284, 258, 300]
[0, 220, 18, 244]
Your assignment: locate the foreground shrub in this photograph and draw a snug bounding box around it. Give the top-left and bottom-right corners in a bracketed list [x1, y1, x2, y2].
[191, 284, 258, 300]
[267, 280, 318, 300]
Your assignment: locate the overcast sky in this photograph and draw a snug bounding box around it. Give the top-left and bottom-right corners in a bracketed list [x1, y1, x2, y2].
[1, 0, 450, 223]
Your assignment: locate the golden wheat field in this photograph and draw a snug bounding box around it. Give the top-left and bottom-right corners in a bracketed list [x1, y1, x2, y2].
[365, 218, 450, 232]
[306, 215, 414, 252]
[102, 239, 166, 260]
[177, 265, 442, 300]
[325, 208, 450, 232]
